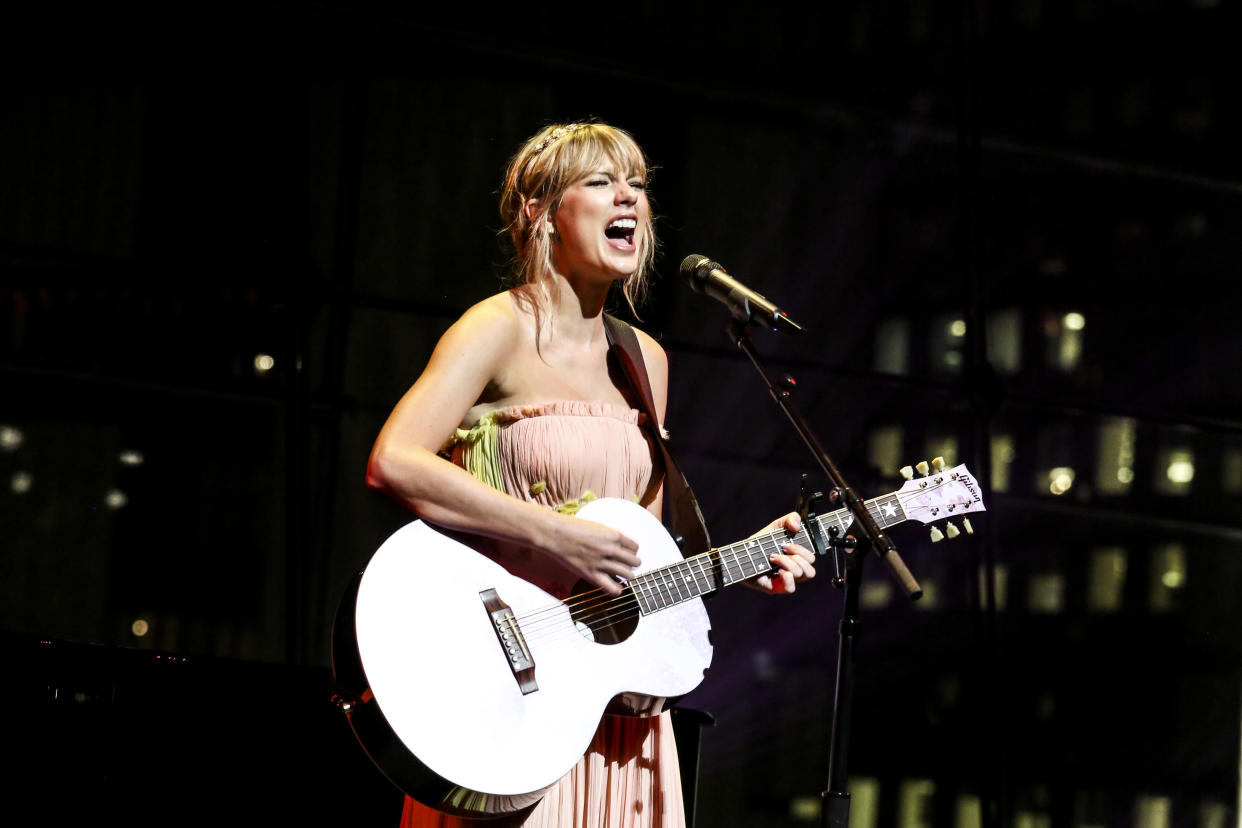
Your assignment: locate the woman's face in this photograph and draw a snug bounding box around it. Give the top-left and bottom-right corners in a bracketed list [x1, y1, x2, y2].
[549, 158, 648, 286]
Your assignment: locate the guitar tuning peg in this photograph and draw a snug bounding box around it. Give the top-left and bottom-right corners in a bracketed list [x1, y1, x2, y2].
[931, 456, 945, 473]
[929, 526, 945, 543]
[963, 518, 974, 535]
[915, 460, 930, 477]
[945, 522, 960, 539]
[899, 465, 914, 481]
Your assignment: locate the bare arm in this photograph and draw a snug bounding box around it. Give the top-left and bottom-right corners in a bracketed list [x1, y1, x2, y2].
[366, 296, 641, 594]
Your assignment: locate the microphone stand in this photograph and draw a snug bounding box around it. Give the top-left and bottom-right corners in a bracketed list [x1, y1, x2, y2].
[723, 318, 923, 828]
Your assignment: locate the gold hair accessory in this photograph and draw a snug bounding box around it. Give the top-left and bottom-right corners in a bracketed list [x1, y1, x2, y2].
[532, 123, 584, 156]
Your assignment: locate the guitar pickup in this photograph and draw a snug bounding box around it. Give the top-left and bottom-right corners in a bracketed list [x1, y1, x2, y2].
[480, 588, 538, 695]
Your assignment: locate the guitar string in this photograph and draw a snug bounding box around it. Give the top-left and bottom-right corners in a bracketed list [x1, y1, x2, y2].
[515, 531, 791, 642]
[515, 483, 975, 644]
[510, 478, 974, 644]
[515, 531, 787, 640]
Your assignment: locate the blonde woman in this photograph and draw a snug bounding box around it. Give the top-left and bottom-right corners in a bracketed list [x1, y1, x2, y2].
[367, 121, 815, 827]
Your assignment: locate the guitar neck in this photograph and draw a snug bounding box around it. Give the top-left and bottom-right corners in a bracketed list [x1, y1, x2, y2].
[628, 494, 909, 615]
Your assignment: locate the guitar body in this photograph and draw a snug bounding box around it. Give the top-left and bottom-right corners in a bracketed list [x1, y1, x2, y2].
[334, 497, 714, 818]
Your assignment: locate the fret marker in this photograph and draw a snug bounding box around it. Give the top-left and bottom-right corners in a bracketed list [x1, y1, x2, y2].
[882, 502, 897, 518]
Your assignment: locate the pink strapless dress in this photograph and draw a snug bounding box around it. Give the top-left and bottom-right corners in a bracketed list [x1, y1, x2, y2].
[399, 401, 687, 828]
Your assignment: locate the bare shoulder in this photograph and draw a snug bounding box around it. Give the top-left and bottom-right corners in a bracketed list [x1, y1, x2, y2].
[633, 326, 668, 374]
[432, 292, 521, 360]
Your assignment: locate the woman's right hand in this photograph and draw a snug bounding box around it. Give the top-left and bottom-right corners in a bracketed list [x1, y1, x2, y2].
[540, 513, 642, 595]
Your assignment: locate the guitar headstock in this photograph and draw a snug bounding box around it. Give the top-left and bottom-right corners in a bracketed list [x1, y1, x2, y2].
[897, 458, 986, 542]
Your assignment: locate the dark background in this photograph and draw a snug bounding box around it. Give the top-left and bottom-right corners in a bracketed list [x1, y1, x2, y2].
[3, 2, 1240, 826]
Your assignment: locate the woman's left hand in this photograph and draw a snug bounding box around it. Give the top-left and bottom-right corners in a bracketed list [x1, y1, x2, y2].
[745, 513, 817, 595]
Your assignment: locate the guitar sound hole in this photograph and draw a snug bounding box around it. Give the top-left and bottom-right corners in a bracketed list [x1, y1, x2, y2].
[568, 581, 638, 645]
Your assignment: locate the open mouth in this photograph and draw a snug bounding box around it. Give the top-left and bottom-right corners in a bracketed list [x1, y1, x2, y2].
[605, 217, 637, 249]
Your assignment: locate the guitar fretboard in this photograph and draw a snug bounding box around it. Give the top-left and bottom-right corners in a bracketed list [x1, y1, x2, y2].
[630, 494, 909, 615]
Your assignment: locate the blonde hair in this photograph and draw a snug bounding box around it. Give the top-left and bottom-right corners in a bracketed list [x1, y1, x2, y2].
[499, 121, 656, 315]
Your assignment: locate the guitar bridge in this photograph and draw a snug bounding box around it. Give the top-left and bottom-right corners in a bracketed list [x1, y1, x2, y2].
[479, 588, 537, 695]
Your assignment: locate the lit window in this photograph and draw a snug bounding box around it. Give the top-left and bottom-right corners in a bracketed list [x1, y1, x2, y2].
[1088, 547, 1127, 613]
[1044, 311, 1084, 372]
[898, 779, 935, 828]
[986, 309, 1022, 375]
[1199, 801, 1228, 828]
[848, 778, 881, 828]
[924, 434, 958, 469]
[932, 314, 965, 375]
[868, 426, 903, 479]
[1095, 418, 1136, 495]
[874, 318, 909, 375]
[1028, 573, 1064, 613]
[788, 796, 820, 822]
[1014, 813, 1051, 828]
[1149, 544, 1186, 613]
[1134, 794, 1171, 828]
[991, 434, 1015, 492]
[1153, 446, 1194, 496]
[955, 794, 982, 828]
[1223, 448, 1242, 494]
[979, 563, 1008, 612]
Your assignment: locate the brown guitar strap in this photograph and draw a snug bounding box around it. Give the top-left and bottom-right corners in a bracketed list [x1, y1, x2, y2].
[604, 315, 712, 558]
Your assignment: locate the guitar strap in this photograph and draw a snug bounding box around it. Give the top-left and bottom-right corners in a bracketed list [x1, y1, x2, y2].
[604, 314, 712, 558]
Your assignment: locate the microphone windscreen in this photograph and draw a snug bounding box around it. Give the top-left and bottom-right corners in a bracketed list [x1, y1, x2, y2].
[679, 254, 722, 293]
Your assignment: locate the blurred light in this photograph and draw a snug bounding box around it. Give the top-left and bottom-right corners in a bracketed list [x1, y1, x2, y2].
[860, 580, 893, 609]
[1048, 466, 1075, 495]
[1161, 570, 1184, 589]
[898, 779, 935, 828]
[1150, 544, 1186, 613]
[979, 563, 1009, 612]
[986, 309, 1022, 375]
[119, 450, 145, 466]
[949, 319, 967, 337]
[1063, 312, 1085, 331]
[132, 619, 150, 637]
[867, 425, 903, 479]
[1088, 547, 1127, 613]
[1096, 417, 1136, 495]
[12, 471, 33, 494]
[991, 434, 1015, 492]
[874, 318, 909, 375]
[1154, 446, 1194, 495]
[105, 489, 128, 509]
[849, 777, 881, 828]
[1166, 457, 1195, 484]
[1134, 795, 1171, 828]
[0, 425, 23, 451]
[1028, 573, 1065, 614]
[253, 353, 275, 374]
[789, 796, 820, 822]
[955, 794, 982, 828]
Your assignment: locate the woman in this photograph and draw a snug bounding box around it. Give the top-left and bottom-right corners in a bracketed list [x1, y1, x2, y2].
[366, 121, 815, 828]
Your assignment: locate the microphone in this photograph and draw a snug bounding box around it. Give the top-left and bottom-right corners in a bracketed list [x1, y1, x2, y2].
[680, 254, 805, 336]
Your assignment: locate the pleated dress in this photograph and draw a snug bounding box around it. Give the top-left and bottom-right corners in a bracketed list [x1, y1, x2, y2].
[399, 400, 687, 828]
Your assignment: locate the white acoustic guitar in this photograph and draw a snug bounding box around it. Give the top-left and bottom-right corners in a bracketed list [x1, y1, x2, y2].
[332, 462, 985, 818]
